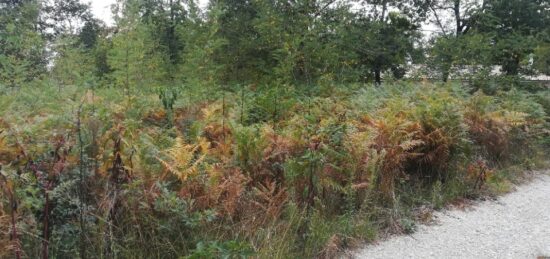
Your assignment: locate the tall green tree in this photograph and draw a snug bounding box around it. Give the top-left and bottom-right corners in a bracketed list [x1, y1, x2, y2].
[474, 0, 550, 76]
[257, 0, 354, 84]
[108, 0, 168, 92]
[206, 0, 269, 83]
[139, 0, 190, 67]
[207, 0, 356, 85]
[0, 0, 46, 87]
[180, 3, 227, 90]
[351, 1, 422, 84]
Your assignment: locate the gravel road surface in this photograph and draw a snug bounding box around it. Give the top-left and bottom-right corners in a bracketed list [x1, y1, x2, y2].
[354, 173, 550, 259]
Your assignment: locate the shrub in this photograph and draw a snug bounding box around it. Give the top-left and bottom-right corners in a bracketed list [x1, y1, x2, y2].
[2, 81, 548, 258]
[408, 87, 469, 179]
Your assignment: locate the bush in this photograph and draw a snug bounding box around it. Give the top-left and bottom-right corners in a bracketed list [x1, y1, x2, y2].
[1, 81, 548, 258]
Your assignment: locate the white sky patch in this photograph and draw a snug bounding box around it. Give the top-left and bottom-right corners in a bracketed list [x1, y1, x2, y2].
[88, 0, 115, 25]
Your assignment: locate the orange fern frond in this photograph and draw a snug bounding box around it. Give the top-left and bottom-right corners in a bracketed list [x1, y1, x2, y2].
[157, 137, 208, 181]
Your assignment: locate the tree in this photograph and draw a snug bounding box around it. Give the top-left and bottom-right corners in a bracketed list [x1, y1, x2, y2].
[256, 0, 354, 84]
[205, 0, 269, 83]
[425, 0, 485, 81]
[139, 0, 190, 67]
[534, 42, 550, 75]
[180, 3, 227, 91]
[78, 19, 102, 49]
[77, 19, 113, 80]
[473, 0, 550, 76]
[349, 7, 420, 84]
[41, 0, 92, 37]
[51, 37, 96, 86]
[108, 0, 168, 92]
[0, 0, 46, 87]
[425, 0, 483, 37]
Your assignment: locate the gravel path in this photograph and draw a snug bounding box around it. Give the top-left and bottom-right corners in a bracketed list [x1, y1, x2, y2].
[354, 173, 550, 259]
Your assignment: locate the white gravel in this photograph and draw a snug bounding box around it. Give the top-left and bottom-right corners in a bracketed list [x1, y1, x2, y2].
[354, 173, 550, 259]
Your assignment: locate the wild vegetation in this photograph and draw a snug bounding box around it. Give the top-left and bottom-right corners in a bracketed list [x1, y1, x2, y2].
[1, 0, 549, 258]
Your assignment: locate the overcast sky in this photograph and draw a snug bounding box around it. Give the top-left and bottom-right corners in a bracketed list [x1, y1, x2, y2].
[89, 0, 115, 25]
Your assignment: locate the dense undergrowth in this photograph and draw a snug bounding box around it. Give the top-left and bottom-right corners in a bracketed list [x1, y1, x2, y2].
[1, 81, 549, 258]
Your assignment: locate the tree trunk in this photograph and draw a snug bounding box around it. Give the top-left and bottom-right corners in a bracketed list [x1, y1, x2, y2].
[442, 67, 450, 82]
[41, 191, 50, 259]
[503, 56, 520, 76]
[454, 0, 462, 36]
[374, 69, 382, 86]
[9, 188, 21, 259]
